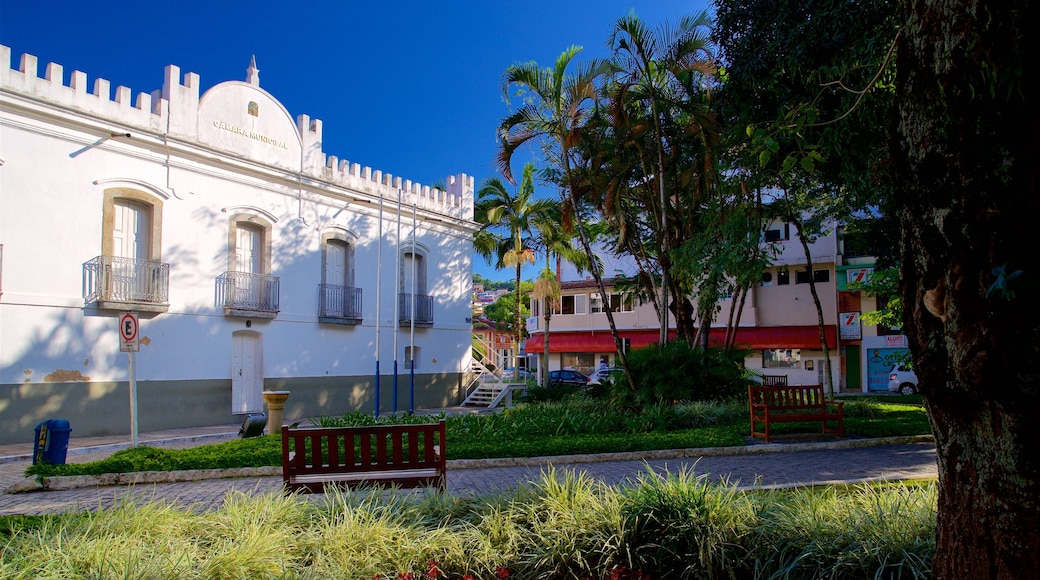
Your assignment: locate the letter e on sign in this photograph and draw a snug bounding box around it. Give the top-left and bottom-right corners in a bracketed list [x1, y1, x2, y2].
[119, 312, 140, 352]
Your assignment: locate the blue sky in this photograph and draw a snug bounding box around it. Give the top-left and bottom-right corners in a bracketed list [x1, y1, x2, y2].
[0, 0, 711, 281]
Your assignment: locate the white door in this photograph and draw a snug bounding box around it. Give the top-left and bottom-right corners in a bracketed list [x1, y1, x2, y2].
[231, 331, 264, 414]
[325, 241, 347, 316]
[112, 200, 150, 299]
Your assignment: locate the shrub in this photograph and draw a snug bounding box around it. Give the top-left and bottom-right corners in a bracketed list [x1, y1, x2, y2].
[609, 342, 747, 408]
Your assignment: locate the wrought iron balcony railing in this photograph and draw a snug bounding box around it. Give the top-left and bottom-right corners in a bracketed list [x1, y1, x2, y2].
[399, 292, 434, 326]
[83, 255, 170, 308]
[215, 271, 280, 315]
[319, 284, 363, 323]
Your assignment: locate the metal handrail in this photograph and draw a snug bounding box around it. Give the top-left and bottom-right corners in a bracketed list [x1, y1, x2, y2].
[319, 284, 363, 320]
[398, 292, 434, 325]
[83, 255, 170, 304]
[215, 271, 280, 312]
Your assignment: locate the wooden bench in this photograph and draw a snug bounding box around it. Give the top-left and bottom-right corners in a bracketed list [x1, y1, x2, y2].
[761, 374, 788, 386]
[748, 384, 844, 443]
[281, 420, 446, 493]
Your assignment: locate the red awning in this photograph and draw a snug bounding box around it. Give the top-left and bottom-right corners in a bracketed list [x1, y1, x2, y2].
[524, 325, 837, 354]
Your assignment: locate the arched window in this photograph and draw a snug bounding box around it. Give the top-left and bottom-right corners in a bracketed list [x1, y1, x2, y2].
[85, 188, 169, 311]
[399, 242, 432, 326]
[319, 229, 361, 324]
[218, 210, 279, 317]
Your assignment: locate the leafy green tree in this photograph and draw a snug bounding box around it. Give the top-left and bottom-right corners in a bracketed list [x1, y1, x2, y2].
[713, 0, 899, 397]
[475, 163, 552, 368]
[482, 283, 533, 338]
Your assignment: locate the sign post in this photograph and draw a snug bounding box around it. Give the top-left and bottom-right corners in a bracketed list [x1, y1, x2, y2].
[119, 312, 140, 448]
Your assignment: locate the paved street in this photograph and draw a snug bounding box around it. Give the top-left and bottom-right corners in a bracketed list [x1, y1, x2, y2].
[0, 423, 938, 515]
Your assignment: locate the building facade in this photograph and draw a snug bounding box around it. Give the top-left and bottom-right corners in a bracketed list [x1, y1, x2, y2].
[525, 219, 898, 391]
[0, 47, 477, 444]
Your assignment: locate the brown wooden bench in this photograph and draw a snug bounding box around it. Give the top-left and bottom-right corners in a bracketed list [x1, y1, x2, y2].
[748, 384, 844, 443]
[281, 420, 445, 493]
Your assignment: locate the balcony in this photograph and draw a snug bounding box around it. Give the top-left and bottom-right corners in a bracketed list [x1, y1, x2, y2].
[319, 284, 363, 325]
[83, 256, 170, 313]
[399, 292, 434, 327]
[215, 271, 280, 318]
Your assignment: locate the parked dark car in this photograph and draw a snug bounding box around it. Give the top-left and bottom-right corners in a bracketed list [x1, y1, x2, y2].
[549, 369, 591, 389]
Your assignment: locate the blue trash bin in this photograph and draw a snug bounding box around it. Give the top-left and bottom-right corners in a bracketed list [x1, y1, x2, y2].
[32, 419, 71, 465]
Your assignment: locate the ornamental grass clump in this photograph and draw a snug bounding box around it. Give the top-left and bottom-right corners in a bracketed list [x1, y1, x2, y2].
[752, 482, 936, 579]
[512, 468, 630, 577]
[621, 466, 758, 578]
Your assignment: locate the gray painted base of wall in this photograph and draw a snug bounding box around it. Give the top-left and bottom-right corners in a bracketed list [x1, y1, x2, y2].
[0, 373, 465, 445]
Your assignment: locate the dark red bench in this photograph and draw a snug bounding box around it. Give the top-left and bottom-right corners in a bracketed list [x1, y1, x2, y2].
[281, 421, 445, 493]
[748, 384, 844, 443]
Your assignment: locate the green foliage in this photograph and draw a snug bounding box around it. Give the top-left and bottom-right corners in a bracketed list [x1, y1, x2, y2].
[482, 285, 532, 333]
[613, 342, 747, 407]
[0, 474, 937, 578]
[27, 398, 929, 478]
[852, 266, 904, 329]
[520, 381, 577, 403]
[623, 466, 758, 576]
[752, 483, 936, 578]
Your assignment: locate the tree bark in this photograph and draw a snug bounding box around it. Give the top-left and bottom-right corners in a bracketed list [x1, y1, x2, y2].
[895, 1, 1040, 577]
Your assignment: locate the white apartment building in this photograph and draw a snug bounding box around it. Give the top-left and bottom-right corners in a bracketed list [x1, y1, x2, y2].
[0, 47, 477, 444]
[526, 219, 901, 391]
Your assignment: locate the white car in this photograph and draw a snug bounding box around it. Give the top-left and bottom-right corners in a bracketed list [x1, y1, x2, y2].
[888, 364, 919, 395]
[588, 367, 621, 385]
[501, 367, 533, 381]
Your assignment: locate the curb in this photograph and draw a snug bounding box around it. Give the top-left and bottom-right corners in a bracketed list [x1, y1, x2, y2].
[5, 435, 935, 494]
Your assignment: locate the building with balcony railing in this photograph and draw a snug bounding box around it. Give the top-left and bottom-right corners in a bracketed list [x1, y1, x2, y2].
[0, 46, 478, 445]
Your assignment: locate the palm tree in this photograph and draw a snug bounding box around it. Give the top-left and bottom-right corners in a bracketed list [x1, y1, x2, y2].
[474, 163, 552, 373]
[497, 46, 639, 389]
[608, 10, 719, 348]
[530, 204, 593, 388]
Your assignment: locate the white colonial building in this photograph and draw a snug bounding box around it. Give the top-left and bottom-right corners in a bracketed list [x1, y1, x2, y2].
[0, 46, 477, 444]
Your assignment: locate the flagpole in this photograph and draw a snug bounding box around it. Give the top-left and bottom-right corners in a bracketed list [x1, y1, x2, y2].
[393, 187, 402, 414]
[410, 201, 417, 413]
[374, 192, 383, 419]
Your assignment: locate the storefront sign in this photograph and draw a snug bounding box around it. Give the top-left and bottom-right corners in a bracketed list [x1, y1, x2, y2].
[840, 312, 862, 340]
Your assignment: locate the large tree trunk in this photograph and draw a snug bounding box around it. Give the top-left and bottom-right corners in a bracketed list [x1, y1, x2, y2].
[895, 1, 1040, 577]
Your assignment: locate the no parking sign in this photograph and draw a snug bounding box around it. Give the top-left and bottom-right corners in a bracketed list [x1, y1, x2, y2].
[119, 312, 139, 352]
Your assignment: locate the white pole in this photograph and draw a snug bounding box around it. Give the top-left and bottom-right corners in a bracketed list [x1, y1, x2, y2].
[393, 187, 402, 413]
[409, 201, 417, 412]
[128, 351, 138, 448]
[374, 193, 383, 417]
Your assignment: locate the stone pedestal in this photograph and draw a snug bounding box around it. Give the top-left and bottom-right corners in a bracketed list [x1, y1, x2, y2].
[262, 391, 290, 435]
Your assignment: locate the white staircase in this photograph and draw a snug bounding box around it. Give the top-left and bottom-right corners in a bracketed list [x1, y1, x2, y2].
[463, 335, 526, 408]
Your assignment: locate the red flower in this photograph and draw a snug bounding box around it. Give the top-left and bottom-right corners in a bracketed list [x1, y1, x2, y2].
[496, 567, 510, 579]
[424, 561, 441, 579]
[397, 573, 413, 580]
[462, 575, 475, 580]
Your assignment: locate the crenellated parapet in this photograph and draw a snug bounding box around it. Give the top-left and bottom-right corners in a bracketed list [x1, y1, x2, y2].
[0, 45, 473, 218]
[0, 44, 169, 132]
